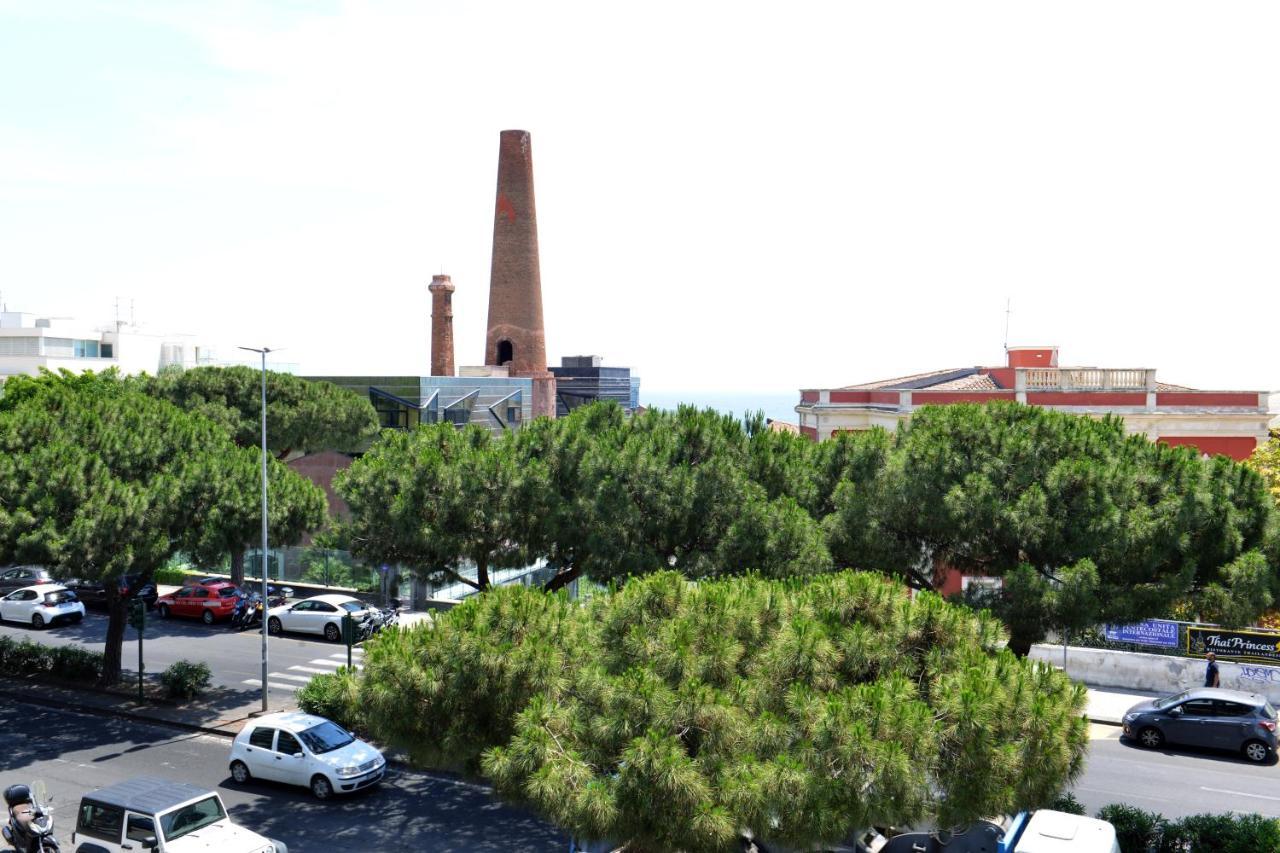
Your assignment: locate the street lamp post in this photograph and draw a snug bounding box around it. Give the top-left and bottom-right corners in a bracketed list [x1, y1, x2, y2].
[239, 346, 272, 713]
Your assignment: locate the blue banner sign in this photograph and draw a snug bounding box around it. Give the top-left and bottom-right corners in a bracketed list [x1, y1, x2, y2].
[1104, 619, 1180, 648]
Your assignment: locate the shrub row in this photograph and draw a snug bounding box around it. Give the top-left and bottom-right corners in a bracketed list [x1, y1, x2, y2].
[1096, 804, 1280, 853]
[1051, 793, 1280, 852]
[0, 636, 103, 682]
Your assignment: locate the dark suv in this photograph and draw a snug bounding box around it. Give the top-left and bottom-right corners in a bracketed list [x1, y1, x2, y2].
[0, 566, 57, 594]
[1122, 687, 1278, 763]
[62, 575, 159, 610]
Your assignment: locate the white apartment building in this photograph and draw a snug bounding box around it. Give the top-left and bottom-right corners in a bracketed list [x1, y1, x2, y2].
[0, 311, 213, 381]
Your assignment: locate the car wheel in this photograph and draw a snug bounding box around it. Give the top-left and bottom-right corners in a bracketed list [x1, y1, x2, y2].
[71, 614, 82, 624]
[268, 617, 282, 636]
[31, 613, 45, 630]
[1138, 727, 1164, 749]
[230, 760, 252, 784]
[202, 609, 215, 625]
[310, 774, 334, 800]
[324, 622, 341, 642]
[1244, 740, 1271, 763]
[158, 604, 170, 619]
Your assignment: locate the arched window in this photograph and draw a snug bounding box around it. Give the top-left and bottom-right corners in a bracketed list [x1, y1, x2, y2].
[497, 340, 514, 365]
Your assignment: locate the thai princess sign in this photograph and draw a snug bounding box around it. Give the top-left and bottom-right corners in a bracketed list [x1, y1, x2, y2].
[1187, 627, 1280, 664]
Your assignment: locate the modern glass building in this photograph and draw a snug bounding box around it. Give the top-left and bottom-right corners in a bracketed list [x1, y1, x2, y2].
[304, 373, 533, 434]
[549, 355, 640, 418]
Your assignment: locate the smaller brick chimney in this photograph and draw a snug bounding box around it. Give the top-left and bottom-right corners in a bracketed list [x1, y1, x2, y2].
[428, 274, 456, 377]
[1006, 346, 1058, 368]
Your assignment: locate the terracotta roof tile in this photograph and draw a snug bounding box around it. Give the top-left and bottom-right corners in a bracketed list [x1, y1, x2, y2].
[926, 374, 999, 391]
[838, 367, 974, 391]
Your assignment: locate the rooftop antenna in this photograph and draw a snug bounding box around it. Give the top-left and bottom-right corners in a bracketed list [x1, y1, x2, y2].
[1002, 298, 1011, 351]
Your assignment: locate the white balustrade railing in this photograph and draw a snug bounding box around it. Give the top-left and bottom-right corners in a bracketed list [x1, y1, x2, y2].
[1021, 368, 1150, 391]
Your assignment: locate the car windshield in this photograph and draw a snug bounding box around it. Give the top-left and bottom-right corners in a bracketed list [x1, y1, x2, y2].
[1154, 690, 1191, 710]
[44, 590, 76, 605]
[298, 721, 356, 754]
[338, 601, 365, 613]
[218, 588, 239, 598]
[160, 795, 226, 841]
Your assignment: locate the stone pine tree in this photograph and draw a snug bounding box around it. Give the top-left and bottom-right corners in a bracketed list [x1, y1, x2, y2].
[336, 423, 532, 592]
[1246, 429, 1280, 507]
[826, 402, 1278, 654]
[0, 372, 236, 683]
[337, 404, 832, 594]
[145, 365, 378, 583]
[345, 571, 1088, 851]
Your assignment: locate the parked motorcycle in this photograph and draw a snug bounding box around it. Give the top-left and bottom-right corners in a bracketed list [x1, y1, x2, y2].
[3, 782, 59, 852]
[230, 592, 264, 632]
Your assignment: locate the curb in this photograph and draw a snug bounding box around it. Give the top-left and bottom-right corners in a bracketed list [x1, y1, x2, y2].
[0, 685, 255, 739]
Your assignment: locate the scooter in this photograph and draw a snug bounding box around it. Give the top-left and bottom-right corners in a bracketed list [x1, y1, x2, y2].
[3, 782, 59, 852]
[230, 593, 264, 632]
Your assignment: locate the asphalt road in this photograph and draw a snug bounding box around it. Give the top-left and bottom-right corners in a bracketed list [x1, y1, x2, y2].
[0, 609, 364, 696]
[2, 703, 566, 852]
[1071, 723, 1280, 819]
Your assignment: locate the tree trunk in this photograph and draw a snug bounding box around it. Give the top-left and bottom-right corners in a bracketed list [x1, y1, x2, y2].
[101, 585, 127, 686]
[542, 564, 581, 593]
[231, 548, 246, 587]
[1006, 627, 1035, 658]
[475, 557, 491, 591]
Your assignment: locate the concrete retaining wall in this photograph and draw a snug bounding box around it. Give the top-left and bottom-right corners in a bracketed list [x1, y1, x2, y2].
[1029, 643, 1280, 704]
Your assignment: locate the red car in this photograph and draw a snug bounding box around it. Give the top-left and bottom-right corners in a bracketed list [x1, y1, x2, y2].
[156, 581, 241, 624]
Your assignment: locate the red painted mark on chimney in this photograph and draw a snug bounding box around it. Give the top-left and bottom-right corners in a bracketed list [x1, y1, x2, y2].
[497, 193, 517, 223]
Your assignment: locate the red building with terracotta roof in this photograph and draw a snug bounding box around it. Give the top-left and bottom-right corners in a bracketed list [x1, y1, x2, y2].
[795, 346, 1272, 461]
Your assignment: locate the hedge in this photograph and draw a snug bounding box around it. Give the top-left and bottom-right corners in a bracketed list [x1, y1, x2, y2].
[0, 636, 103, 682]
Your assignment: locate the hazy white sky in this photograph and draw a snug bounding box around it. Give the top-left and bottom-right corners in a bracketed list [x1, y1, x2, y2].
[2, 1, 1277, 398]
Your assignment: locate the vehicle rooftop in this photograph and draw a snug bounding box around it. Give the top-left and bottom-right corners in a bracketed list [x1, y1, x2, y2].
[1017, 810, 1117, 852]
[1183, 686, 1267, 704]
[307, 594, 363, 604]
[250, 710, 330, 733]
[83, 777, 218, 814]
[16, 583, 68, 593]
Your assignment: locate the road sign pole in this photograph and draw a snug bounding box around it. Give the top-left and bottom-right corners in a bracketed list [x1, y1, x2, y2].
[135, 601, 145, 703]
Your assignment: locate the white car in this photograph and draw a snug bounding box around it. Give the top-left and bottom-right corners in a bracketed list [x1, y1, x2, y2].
[266, 594, 371, 642]
[71, 777, 285, 853]
[0, 583, 85, 629]
[229, 710, 386, 800]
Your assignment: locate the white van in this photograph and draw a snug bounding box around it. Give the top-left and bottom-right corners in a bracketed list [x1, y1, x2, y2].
[1003, 810, 1120, 853]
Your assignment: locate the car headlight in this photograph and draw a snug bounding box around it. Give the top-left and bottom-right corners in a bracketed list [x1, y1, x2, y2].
[1123, 712, 1138, 723]
[337, 766, 361, 778]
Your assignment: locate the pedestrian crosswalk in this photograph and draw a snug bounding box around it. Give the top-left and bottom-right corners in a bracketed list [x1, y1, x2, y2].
[242, 649, 364, 693]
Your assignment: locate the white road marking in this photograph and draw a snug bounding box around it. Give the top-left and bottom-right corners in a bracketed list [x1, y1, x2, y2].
[309, 658, 362, 669]
[286, 665, 336, 675]
[267, 672, 313, 684]
[1199, 786, 1280, 802]
[242, 678, 304, 691]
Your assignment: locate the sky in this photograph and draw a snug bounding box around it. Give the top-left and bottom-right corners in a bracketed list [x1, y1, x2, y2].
[2, 1, 1277, 402]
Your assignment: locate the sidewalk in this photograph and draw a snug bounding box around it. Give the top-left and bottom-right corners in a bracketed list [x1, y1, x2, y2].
[1085, 685, 1162, 725]
[0, 673, 294, 738]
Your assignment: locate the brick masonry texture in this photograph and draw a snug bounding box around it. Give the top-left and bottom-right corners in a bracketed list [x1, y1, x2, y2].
[484, 129, 556, 418]
[428, 274, 455, 377]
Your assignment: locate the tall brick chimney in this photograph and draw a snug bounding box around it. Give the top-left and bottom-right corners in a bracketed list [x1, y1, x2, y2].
[428, 274, 455, 377]
[485, 129, 556, 418]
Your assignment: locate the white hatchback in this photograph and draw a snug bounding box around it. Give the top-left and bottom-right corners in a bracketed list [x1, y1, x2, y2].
[266, 594, 371, 642]
[229, 711, 386, 800]
[0, 584, 85, 629]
